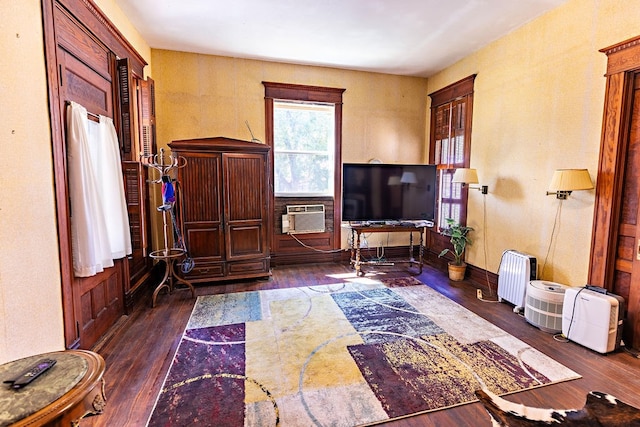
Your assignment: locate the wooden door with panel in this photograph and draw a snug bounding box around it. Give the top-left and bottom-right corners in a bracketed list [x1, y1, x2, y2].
[55, 24, 124, 349]
[609, 72, 640, 349]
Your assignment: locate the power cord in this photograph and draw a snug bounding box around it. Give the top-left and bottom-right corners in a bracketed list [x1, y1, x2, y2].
[541, 200, 563, 279]
[287, 232, 345, 253]
[552, 287, 585, 343]
[481, 192, 494, 297]
[477, 248, 510, 303]
[476, 289, 500, 303]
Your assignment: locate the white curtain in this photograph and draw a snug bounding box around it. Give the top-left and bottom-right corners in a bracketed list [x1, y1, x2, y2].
[67, 102, 132, 277]
[97, 115, 132, 258]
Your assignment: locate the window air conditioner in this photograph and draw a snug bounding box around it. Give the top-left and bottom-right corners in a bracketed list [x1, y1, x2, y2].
[282, 205, 325, 234]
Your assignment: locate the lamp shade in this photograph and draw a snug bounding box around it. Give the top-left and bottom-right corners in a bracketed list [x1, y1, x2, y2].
[451, 168, 479, 184]
[548, 169, 593, 191]
[400, 171, 418, 184]
[387, 175, 401, 186]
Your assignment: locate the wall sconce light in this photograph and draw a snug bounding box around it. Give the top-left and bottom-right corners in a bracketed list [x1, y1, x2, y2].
[452, 168, 488, 194]
[546, 169, 594, 199]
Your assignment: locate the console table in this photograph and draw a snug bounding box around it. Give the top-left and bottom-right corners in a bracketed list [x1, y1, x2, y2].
[0, 350, 106, 426]
[345, 224, 427, 276]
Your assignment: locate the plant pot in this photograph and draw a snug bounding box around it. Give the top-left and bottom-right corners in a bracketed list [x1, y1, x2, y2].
[447, 262, 467, 281]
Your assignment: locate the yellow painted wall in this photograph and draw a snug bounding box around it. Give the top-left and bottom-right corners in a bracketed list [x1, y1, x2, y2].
[0, 0, 150, 364]
[152, 51, 430, 247]
[0, 0, 63, 363]
[152, 52, 428, 162]
[427, 0, 640, 286]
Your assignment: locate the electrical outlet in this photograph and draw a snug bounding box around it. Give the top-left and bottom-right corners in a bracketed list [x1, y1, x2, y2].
[476, 289, 483, 299]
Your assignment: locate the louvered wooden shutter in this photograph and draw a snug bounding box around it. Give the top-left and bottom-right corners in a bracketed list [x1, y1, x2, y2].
[433, 99, 467, 169]
[138, 77, 156, 156]
[117, 58, 134, 154]
[123, 160, 148, 280]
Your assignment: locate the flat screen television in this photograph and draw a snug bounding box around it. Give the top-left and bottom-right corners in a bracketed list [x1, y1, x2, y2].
[342, 163, 437, 222]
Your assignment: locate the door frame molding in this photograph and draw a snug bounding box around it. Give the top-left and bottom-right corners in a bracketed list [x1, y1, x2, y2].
[589, 36, 640, 286]
[589, 35, 640, 349]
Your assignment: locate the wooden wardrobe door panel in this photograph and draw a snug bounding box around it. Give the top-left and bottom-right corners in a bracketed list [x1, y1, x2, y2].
[180, 154, 224, 260]
[186, 228, 224, 260]
[224, 153, 268, 260]
[224, 154, 266, 222]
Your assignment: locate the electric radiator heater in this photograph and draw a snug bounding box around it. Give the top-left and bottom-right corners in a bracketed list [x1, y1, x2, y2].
[497, 250, 537, 313]
[282, 204, 326, 234]
[562, 287, 624, 354]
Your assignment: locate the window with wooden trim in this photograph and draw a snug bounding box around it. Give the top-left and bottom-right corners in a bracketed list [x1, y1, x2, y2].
[273, 100, 335, 197]
[263, 82, 345, 254]
[429, 75, 475, 228]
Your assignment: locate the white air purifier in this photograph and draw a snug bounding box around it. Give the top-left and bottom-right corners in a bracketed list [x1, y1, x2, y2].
[524, 280, 569, 333]
[562, 287, 624, 354]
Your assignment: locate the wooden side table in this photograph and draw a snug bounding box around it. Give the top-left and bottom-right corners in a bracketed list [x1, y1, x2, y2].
[0, 350, 106, 426]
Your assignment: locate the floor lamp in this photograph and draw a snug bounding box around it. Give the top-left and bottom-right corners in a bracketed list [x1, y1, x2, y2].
[452, 168, 493, 297]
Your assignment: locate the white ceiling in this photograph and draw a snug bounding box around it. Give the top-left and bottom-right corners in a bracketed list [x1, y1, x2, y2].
[115, 0, 568, 78]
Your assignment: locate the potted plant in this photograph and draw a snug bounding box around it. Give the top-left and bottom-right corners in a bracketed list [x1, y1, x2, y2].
[438, 218, 474, 281]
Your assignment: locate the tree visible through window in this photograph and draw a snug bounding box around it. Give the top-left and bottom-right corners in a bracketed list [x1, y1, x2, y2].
[273, 101, 335, 196]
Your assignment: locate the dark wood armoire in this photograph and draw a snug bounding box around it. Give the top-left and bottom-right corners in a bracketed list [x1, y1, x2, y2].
[169, 137, 272, 283]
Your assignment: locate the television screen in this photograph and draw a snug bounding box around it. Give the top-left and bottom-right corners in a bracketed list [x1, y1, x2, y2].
[342, 163, 437, 222]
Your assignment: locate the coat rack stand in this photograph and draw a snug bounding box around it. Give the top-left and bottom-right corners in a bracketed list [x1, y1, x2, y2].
[141, 148, 196, 307]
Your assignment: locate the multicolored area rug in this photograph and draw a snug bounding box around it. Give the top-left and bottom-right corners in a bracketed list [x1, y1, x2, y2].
[147, 276, 580, 426]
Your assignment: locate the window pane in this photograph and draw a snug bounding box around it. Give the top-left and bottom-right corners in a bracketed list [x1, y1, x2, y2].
[274, 101, 335, 196]
[438, 171, 462, 226]
[274, 105, 334, 152]
[274, 152, 332, 195]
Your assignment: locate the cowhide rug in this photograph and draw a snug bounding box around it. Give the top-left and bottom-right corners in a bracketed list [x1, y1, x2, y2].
[476, 389, 640, 426]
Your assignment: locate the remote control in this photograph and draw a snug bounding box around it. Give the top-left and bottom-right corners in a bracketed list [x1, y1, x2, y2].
[3, 358, 56, 389]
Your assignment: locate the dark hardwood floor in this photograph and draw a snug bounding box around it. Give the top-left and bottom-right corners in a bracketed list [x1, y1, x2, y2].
[83, 262, 640, 426]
